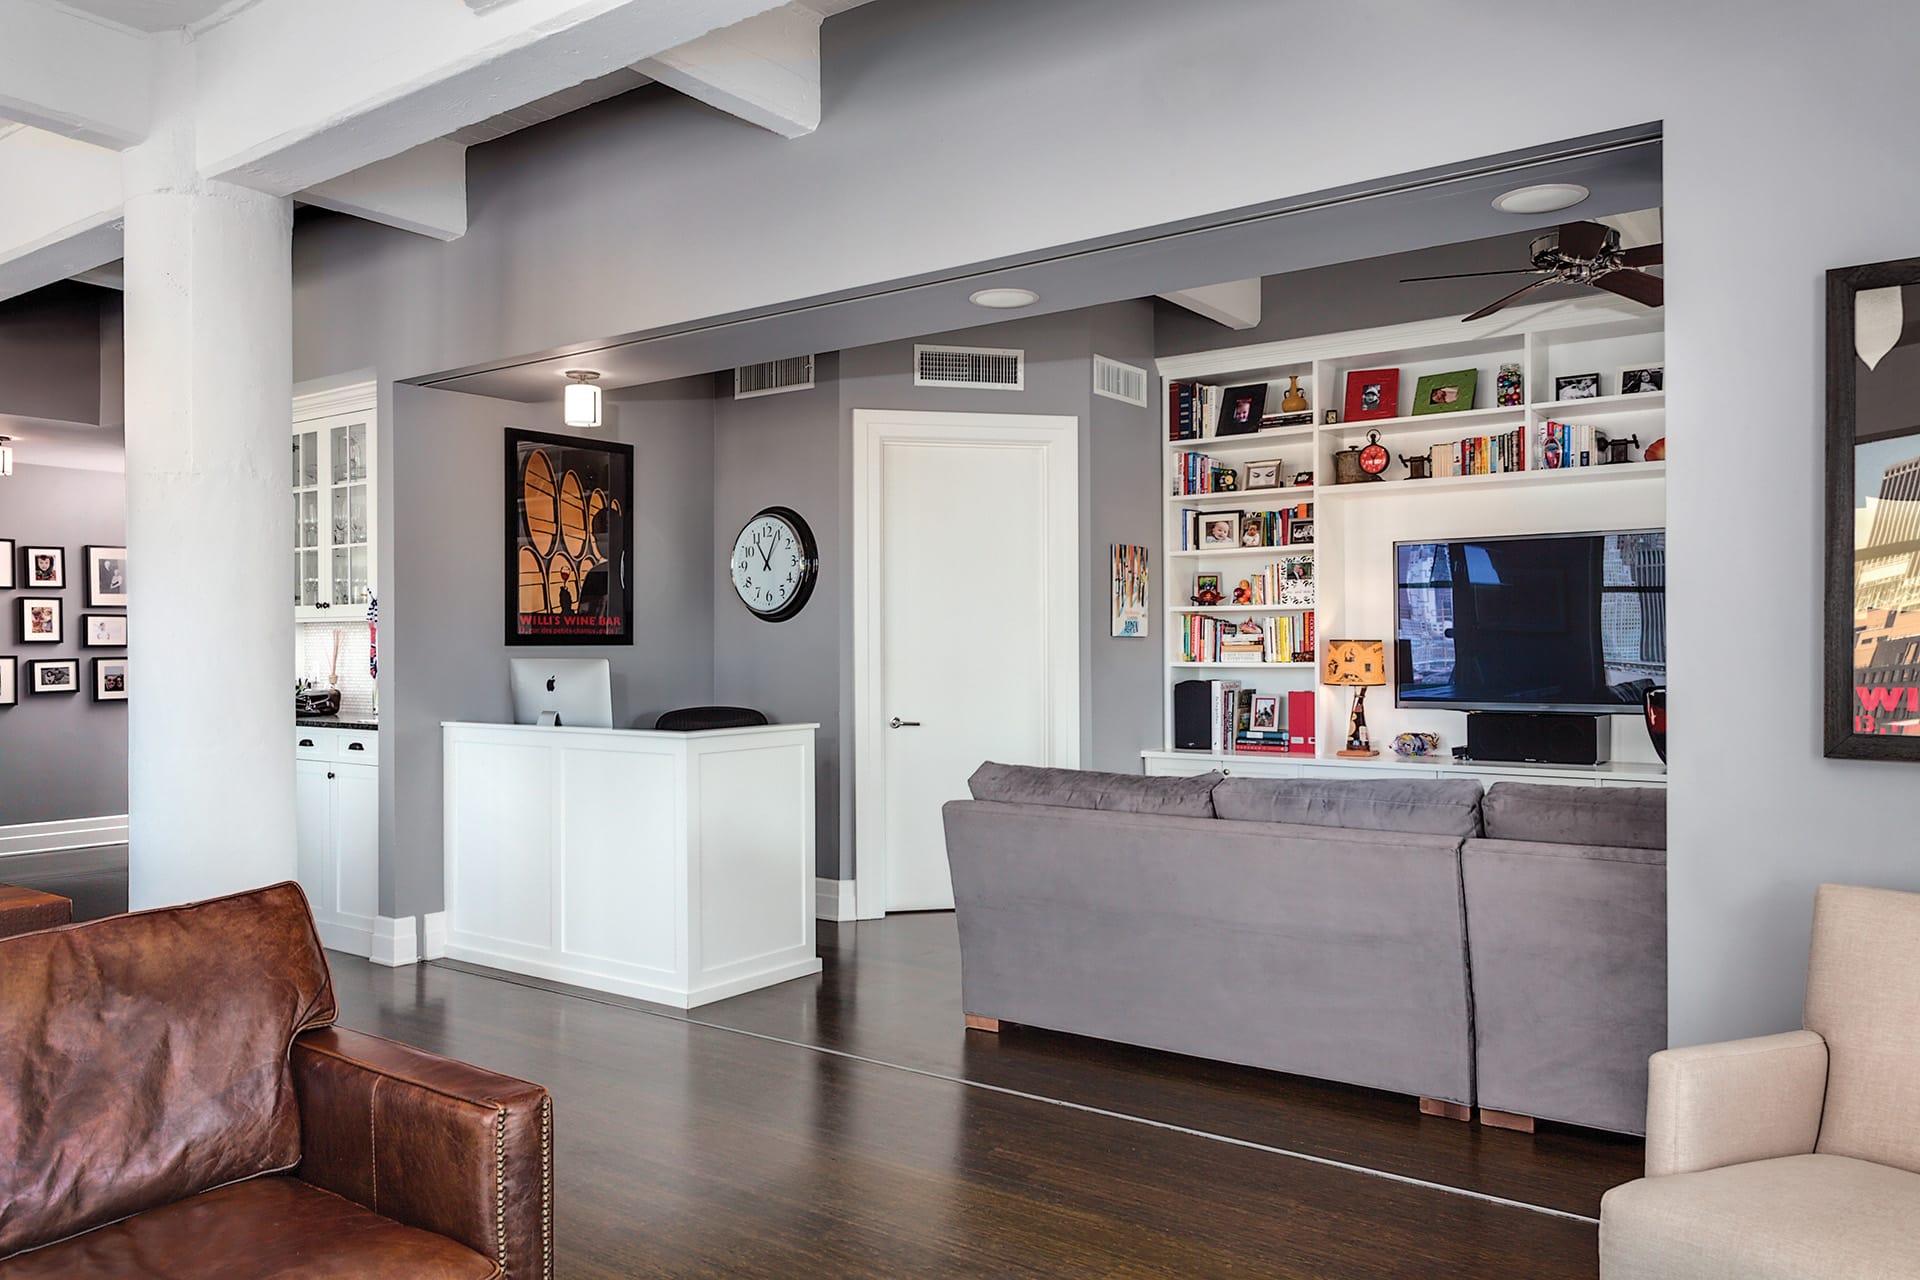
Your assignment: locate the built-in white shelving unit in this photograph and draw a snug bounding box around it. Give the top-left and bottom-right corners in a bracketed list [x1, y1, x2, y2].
[1156, 296, 1666, 768]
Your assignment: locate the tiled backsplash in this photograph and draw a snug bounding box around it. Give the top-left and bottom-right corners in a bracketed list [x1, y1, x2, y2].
[296, 619, 377, 717]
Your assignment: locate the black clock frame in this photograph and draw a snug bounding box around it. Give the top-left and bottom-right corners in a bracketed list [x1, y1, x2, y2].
[733, 506, 819, 623]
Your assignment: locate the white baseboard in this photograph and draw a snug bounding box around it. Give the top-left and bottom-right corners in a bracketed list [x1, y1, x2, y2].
[0, 815, 130, 858]
[421, 911, 448, 960]
[370, 915, 420, 967]
[814, 877, 856, 922]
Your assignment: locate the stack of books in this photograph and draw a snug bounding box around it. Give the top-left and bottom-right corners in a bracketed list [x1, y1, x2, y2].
[1168, 382, 1221, 441]
[1538, 421, 1601, 469]
[1172, 451, 1235, 495]
[1428, 429, 1527, 477]
[1179, 611, 1314, 664]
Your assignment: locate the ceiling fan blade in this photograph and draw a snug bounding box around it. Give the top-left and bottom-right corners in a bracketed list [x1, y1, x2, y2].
[1593, 269, 1664, 309]
[1462, 276, 1557, 323]
[1620, 242, 1663, 268]
[1401, 268, 1546, 283]
[1555, 220, 1612, 260]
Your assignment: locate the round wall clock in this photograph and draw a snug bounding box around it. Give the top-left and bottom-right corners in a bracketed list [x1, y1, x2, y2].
[730, 506, 819, 622]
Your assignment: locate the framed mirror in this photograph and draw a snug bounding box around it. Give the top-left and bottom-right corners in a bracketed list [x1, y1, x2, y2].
[1827, 256, 1920, 759]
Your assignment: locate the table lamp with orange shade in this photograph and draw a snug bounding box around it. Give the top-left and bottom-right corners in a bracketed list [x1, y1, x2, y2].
[1323, 639, 1387, 758]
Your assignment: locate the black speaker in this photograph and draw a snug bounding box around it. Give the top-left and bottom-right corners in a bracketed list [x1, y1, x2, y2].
[1464, 712, 1610, 766]
[1173, 680, 1213, 751]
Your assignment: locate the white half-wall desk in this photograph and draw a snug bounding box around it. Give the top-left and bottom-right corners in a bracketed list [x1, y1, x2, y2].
[442, 721, 820, 1008]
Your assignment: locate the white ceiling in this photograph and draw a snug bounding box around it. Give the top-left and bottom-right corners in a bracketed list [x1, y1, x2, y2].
[52, 0, 251, 32]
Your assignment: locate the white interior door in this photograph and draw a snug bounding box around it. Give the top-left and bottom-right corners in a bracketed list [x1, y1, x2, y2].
[854, 410, 1079, 915]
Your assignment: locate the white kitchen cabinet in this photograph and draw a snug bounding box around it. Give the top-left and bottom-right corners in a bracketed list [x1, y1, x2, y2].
[294, 727, 380, 955]
[293, 390, 378, 623]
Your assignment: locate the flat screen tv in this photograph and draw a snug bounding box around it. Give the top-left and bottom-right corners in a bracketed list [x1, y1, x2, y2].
[1394, 530, 1666, 714]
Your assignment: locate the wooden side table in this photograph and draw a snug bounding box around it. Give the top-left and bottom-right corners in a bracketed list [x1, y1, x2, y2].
[0, 885, 73, 939]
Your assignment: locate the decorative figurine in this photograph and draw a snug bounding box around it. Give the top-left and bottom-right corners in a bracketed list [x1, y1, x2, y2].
[1280, 375, 1310, 413]
[1401, 451, 1433, 481]
[1391, 731, 1442, 758]
[1597, 432, 1640, 465]
[1232, 579, 1253, 605]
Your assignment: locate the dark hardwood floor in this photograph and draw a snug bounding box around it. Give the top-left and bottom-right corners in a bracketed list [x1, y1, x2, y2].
[0, 844, 127, 922]
[334, 913, 1640, 1278]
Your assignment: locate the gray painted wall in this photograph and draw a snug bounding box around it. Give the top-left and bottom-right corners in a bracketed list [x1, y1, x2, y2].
[0, 286, 103, 426]
[0, 464, 126, 826]
[381, 380, 714, 916]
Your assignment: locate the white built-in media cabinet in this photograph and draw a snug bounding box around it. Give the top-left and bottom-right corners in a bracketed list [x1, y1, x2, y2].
[1150, 297, 1667, 789]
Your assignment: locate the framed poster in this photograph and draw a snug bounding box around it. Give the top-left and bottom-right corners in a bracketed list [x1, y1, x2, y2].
[1828, 256, 1920, 758]
[504, 427, 634, 645]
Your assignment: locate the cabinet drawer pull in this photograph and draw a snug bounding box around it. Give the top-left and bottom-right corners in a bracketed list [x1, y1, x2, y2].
[299, 738, 315, 748]
[346, 742, 365, 751]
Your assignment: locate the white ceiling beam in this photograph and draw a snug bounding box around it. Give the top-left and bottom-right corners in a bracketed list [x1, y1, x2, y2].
[191, 0, 789, 196]
[1159, 279, 1264, 331]
[0, 128, 124, 302]
[637, 3, 823, 139]
[0, 0, 153, 147]
[299, 139, 470, 241]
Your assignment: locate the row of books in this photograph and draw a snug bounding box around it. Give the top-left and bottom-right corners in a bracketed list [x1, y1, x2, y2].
[1168, 383, 1225, 442]
[1233, 556, 1315, 608]
[1539, 420, 1605, 469]
[1172, 450, 1236, 495]
[1429, 429, 1527, 477]
[1178, 611, 1315, 664]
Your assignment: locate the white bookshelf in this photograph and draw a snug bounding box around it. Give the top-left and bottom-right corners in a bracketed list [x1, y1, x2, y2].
[1157, 296, 1666, 763]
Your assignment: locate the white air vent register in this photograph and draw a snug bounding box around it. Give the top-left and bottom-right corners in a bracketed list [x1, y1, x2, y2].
[913, 345, 1025, 391]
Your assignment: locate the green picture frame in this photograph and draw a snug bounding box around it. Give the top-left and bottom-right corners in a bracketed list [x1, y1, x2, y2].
[1411, 369, 1478, 415]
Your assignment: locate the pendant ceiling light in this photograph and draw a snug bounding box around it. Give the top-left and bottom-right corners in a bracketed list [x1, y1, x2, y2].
[0, 436, 12, 477]
[563, 371, 603, 428]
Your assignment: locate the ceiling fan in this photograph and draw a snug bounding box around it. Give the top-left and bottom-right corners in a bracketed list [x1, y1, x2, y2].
[1402, 221, 1663, 322]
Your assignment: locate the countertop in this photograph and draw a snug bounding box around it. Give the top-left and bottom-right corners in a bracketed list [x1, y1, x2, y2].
[296, 714, 379, 732]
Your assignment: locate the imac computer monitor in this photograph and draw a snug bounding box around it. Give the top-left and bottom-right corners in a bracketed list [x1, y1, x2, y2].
[509, 658, 613, 728]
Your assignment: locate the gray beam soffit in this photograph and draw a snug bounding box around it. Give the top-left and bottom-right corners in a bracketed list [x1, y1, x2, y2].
[412, 123, 1662, 401]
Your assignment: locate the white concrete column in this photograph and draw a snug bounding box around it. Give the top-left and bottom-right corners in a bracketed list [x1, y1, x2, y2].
[123, 61, 295, 908]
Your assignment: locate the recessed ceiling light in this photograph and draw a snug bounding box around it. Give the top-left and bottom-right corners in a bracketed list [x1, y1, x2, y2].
[1492, 183, 1590, 215]
[969, 287, 1039, 309]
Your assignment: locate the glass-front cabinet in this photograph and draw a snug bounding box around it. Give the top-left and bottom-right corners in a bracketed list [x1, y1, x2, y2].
[292, 400, 378, 621]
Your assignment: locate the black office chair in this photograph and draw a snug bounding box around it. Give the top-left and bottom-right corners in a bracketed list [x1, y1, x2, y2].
[653, 706, 769, 732]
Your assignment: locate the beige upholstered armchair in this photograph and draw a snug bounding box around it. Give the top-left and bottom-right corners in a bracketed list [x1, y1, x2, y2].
[1600, 884, 1920, 1278]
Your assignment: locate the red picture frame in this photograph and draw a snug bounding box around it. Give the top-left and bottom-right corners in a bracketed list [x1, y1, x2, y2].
[1343, 368, 1400, 422]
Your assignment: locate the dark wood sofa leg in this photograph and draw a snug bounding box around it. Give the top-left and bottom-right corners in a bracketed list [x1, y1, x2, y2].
[1478, 1108, 1537, 1133]
[1418, 1096, 1472, 1121]
[964, 1015, 1001, 1033]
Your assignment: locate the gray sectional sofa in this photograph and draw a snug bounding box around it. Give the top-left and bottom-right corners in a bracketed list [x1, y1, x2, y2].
[942, 763, 1667, 1134]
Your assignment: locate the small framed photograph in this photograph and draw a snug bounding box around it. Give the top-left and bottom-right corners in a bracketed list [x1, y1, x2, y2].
[20, 597, 62, 644]
[1240, 520, 1265, 548]
[1618, 364, 1664, 395]
[1199, 513, 1242, 549]
[93, 657, 127, 702]
[28, 659, 79, 695]
[0, 657, 15, 707]
[1343, 368, 1400, 422]
[1194, 573, 1222, 600]
[1250, 695, 1280, 731]
[84, 613, 128, 647]
[23, 545, 64, 589]
[1216, 384, 1268, 437]
[85, 545, 127, 607]
[1288, 517, 1315, 545]
[1411, 369, 1479, 415]
[1243, 459, 1283, 491]
[0, 539, 13, 590]
[1554, 372, 1602, 401]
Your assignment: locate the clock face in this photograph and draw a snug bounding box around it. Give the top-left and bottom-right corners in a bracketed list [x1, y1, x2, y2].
[731, 507, 818, 622]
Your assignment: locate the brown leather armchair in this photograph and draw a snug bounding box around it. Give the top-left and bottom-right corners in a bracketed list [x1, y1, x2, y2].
[0, 883, 553, 1279]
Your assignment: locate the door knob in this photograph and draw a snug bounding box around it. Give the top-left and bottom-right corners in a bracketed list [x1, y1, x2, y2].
[889, 717, 922, 729]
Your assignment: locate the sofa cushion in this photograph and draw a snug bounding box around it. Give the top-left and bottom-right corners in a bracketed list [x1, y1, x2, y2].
[0, 1178, 499, 1279]
[0, 883, 337, 1261]
[1599, 1154, 1920, 1279]
[1211, 778, 1484, 837]
[966, 762, 1222, 818]
[1482, 781, 1666, 850]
